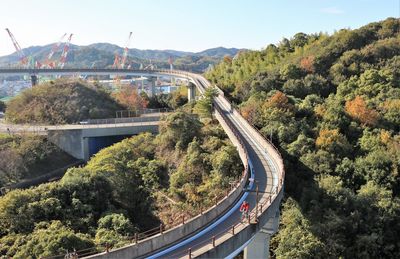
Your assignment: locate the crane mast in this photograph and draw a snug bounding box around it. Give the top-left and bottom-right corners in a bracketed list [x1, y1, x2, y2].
[59, 33, 73, 69]
[5, 28, 28, 66]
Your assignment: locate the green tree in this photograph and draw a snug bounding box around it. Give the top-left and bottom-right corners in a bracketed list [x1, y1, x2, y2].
[193, 87, 218, 118]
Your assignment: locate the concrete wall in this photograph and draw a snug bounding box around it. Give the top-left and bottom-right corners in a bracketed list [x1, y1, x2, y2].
[48, 129, 84, 160]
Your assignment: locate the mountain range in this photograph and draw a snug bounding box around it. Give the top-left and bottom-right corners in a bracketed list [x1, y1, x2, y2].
[0, 43, 243, 72]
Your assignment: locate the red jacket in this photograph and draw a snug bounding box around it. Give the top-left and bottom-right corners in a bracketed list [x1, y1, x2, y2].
[240, 202, 249, 212]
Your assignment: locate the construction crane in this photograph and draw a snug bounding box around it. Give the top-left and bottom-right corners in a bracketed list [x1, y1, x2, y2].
[112, 32, 133, 69]
[5, 28, 28, 67]
[59, 33, 73, 69]
[44, 33, 67, 68]
[120, 32, 133, 69]
[112, 54, 121, 68]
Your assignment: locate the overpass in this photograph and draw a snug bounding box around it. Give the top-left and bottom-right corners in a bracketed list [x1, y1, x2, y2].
[1, 114, 164, 161]
[3, 69, 285, 258]
[0, 68, 197, 100]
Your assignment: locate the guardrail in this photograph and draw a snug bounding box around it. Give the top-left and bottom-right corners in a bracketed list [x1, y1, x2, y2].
[85, 116, 163, 125]
[115, 108, 173, 118]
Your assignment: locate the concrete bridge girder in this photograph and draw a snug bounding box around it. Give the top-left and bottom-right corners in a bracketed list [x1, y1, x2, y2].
[48, 123, 159, 161]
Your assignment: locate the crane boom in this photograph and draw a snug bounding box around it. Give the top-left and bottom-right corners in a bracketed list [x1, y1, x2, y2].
[120, 32, 133, 69]
[59, 33, 73, 69]
[5, 28, 28, 66]
[47, 33, 67, 61]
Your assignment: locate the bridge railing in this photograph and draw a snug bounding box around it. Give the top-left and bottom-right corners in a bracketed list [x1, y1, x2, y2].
[115, 108, 173, 118]
[77, 76, 251, 259]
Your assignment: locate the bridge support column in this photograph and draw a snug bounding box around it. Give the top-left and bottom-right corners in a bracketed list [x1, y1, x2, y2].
[149, 77, 157, 97]
[244, 209, 280, 259]
[188, 82, 196, 102]
[244, 230, 271, 259]
[31, 75, 38, 86]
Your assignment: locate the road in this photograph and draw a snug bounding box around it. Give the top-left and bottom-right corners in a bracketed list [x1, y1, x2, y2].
[144, 76, 277, 258]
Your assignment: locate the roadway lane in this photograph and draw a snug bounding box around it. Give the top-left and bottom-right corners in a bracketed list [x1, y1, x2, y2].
[145, 79, 276, 259]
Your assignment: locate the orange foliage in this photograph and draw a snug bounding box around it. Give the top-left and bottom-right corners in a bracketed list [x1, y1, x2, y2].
[265, 91, 293, 111]
[300, 55, 315, 73]
[380, 130, 391, 145]
[113, 86, 148, 110]
[314, 104, 326, 118]
[316, 129, 340, 149]
[345, 96, 379, 126]
[241, 102, 259, 125]
[382, 99, 400, 110]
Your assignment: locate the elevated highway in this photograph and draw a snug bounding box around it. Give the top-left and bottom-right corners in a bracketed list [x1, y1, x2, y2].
[2, 68, 284, 258]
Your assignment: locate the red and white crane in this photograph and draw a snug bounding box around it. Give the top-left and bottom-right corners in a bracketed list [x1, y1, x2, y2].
[120, 32, 133, 69]
[44, 33, 67, 68]
[113, 32, 133, 69]
[59, 33, 73, 69]
[5, 28, 28, 67]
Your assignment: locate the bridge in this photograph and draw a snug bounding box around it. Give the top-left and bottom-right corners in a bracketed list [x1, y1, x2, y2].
[0, 68, 197, 100]
[1, 112, 166, 161]
[3, 69, 285, 258]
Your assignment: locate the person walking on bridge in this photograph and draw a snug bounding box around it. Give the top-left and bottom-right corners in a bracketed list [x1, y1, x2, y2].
[240, 200, 250, 221]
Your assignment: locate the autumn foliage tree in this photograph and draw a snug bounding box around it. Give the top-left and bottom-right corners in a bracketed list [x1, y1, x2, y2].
[300, 55, 315, 73]
[113, 86, 149, 111]
[345, 96, 379, 126]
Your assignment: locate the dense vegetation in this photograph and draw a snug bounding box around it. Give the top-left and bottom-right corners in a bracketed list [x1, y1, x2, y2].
[0, 100, 242, 257]
[0, 134, 77, 189]
[0, 44, 241, 72]
[113, 85, 188, 111]
[207, 18, 400, 258]
[5, 79, 124, 124]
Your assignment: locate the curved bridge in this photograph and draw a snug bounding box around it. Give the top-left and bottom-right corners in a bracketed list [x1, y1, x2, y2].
[3, 69, 285, 258]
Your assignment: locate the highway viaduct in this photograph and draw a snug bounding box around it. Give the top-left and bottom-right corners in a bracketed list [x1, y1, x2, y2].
[1, 69, 285, 258]
[0, 68, 197, 101]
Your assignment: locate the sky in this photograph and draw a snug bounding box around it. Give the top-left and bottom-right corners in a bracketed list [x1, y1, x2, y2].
[0, 0, 398, 56]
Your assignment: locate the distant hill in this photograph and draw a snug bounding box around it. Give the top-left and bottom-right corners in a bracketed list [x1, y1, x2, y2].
[0, 43, 244, 72]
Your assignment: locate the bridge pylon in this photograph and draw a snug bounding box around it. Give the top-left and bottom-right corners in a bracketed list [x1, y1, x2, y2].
[188, 82, 196, 102]
[31, 74, 38, 86]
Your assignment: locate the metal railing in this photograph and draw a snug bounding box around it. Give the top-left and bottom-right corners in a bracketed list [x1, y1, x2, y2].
[115, 108, 173, 118]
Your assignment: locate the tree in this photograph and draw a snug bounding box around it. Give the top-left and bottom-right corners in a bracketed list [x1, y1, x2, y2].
[291, 32, 309, 48]
[113, 85, 149, 111]
[345, 96, 379, 126]
[300, 55, 315, 73]
[95, 213, 136, 248]
[193, 87, 218, 118]
[11, 221, 94, 258]
[157, 111, 202, 150]
[316, 129, 351, 156]
[272, 198, 325, 258]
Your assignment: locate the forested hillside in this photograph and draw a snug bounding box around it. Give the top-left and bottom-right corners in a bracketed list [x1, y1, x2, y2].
[207, 18, 400, 258]
[0, 96, 242, 257]
[0, 134, 77, 188]
[0, 44, 242, 72]
[5, 79, 124, 124]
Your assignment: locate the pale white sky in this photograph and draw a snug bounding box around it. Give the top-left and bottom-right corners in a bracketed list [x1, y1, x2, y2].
[0, 0, 398, 55]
